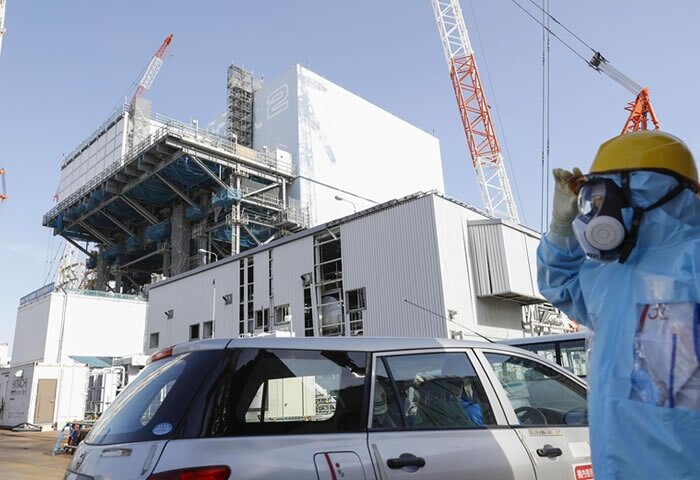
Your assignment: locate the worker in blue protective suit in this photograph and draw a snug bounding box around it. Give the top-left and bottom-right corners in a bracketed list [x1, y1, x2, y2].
[538, 130, 700, 480]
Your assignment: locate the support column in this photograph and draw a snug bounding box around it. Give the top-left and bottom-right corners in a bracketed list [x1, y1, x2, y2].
[170, 204, 191, 275]
[95, 250, 109, 291]
[233, 177, 242, 255]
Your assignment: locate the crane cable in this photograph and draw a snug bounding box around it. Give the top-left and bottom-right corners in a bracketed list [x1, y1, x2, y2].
[521, 0, 597, 53]
[509, 0, 594, 67]
[508, 0, 604, 231]
[540, 0, 551, 232]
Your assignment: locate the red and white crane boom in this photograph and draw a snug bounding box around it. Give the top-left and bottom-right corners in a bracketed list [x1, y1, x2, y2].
[130, 33, 173, 108]
[431, 0, 519, 223]
[589, 52, 659, 135]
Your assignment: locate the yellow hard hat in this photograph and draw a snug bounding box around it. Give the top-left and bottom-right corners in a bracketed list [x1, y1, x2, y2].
[590, 131, 698, 184]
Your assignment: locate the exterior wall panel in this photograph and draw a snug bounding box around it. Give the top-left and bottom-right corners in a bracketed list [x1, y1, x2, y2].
[475, 297, 529, 339]
[12, 295, 55, 365]
[147, 261, 238, 350]
[254, 65, 444, 226]
[253, 252, 269, 311]
[341, 196, 446, 338]
[270, 236, 314, 335]
[57, 113, 126, 201]
[58, 293, 147, 362]
[432, 197, 489, 339]
[468, 221, 543, 302]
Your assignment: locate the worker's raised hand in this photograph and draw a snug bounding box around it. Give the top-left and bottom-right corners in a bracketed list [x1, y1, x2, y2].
[550, 167, 583, 236]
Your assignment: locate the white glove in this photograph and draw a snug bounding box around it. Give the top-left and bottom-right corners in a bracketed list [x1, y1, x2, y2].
[549, 167, 582, 237]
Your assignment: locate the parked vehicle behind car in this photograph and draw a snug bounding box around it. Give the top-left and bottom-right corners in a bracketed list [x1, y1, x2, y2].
[65, 337, 592, 480]
[499, 332, 587, 378]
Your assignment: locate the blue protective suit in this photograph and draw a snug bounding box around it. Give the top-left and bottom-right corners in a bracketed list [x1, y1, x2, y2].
[538, 171, 700, 480]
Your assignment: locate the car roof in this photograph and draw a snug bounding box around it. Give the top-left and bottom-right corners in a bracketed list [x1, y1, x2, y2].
[172, 336, 525, 355]
[498, 332, 586, 346]
[166, 336, 586, 387]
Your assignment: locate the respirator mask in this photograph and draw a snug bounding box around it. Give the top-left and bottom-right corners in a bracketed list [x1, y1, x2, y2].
[572, 172, 691, 264]
[572, 178, 628, 263]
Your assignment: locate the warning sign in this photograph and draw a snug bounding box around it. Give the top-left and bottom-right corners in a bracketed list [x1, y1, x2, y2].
[573, 463, 594, 479]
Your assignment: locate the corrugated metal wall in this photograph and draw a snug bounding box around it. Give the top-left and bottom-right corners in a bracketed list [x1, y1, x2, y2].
[468, 221, 542, 301]
[341, 196, 446, 338]
[270, 236, 314, 334]
[253, 251, 269, 311]
[475, 297, 527, 338]
[12, 294, 54, 366]
[147, 260, 239, 350]
[432, 197, 488, 337]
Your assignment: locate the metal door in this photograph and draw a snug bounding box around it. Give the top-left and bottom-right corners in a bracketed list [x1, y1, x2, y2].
[34, 379, 57, 424]
[475, 348, 593, 480]
[367, 349, 536, 480]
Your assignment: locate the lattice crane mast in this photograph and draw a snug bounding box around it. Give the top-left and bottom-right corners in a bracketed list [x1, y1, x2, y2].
[431, 0, 519, 223]
[130, 33, 173, 108]
[589, 52, 659, 135]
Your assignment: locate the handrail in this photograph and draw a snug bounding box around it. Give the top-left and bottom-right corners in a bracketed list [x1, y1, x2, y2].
[45, 118, 296, 225]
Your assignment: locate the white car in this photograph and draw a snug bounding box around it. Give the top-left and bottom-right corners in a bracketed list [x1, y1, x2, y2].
[65, 337, 592, 480]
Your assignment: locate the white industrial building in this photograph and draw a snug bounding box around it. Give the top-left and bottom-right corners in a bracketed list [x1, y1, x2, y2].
[0, 287, 147, 428]
[146, 192, 545, 353]
[253, 65, 444, 224]
[0, 343, 8, 367]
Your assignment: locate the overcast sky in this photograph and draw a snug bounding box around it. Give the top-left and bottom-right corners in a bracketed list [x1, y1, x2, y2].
[1, 0, 698, 349]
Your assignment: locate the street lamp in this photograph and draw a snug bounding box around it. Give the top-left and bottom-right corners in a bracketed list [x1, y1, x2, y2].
[198, 248, 218, 264]
[334, 195, 357, 213]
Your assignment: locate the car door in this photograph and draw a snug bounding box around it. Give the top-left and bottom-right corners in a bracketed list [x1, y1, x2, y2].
[475, 347, 593, 480]
[367, 348, 536, 480]
[153, 347, 373, 480]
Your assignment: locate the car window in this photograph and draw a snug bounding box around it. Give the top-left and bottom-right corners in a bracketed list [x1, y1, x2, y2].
[140, 379, 176, 426]
[195, 348, 367, 437]
[559, 340, 587, 377]
[85, 350, 222, 445]
[518, 342, 557, 364]
[484, 353, 587, 426]
[372, 352, 496, 430]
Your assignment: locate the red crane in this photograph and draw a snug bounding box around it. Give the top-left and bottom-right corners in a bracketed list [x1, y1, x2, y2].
[130, 34, 173, 108]
[431, 0, 519, 223]
[589, 53, 659, 135]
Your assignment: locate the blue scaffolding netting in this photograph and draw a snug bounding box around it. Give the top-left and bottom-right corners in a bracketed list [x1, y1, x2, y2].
[212, 187, 242, 208]
[126, 235, 142, 252]
[186, 204, 207, 221]
[144, 221, 171, 243]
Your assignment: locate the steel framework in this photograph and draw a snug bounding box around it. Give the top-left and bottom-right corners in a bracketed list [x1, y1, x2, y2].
[589, 53, 660, 135]
[44, 108, 307, 294]
[227, 65, 254, 147]
[621, 87, 660, 135]
[431, 0, 519, 223]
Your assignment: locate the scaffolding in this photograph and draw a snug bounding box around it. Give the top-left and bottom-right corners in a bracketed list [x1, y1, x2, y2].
[227, 65, 254, 147]
[522, 303, 574, 336]
[43, 101, 307, 295]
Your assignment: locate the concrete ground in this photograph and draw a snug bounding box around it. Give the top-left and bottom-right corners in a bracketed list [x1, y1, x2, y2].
[0, 429, 71, 480]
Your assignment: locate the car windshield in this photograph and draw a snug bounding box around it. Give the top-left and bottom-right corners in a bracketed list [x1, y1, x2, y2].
[85, 350, 222, 445]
